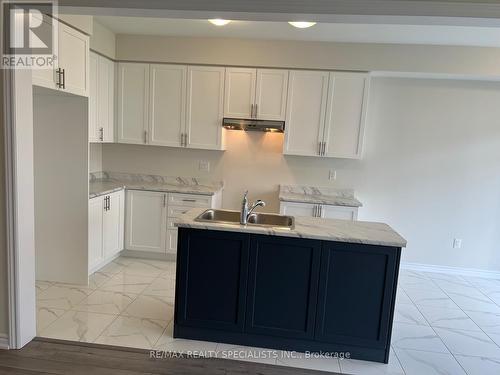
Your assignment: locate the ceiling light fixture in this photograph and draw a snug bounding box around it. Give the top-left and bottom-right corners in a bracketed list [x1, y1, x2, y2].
[209, 19, 231, 26]
[288, 21, 316, 29]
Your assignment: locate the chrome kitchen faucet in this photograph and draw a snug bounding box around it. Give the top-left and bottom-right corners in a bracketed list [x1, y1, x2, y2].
[240, 190, 266, 225]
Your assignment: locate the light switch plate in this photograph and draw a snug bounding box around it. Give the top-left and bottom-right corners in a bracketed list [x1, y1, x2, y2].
[329, 169, 337, 181]
[199, 160, 210, 172]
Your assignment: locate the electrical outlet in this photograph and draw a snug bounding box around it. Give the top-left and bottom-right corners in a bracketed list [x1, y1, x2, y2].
[198, 160, 210, 172]
[329, 169, 337, 181]
[453, 238, 462, 249]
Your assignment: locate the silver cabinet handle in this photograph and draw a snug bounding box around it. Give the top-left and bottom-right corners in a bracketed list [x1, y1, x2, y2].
[61, 68, 66, 89]
[182, 199, 196, 202]
[318, 141, 322, 156]
[185, 132, 189, 147]
[318, 205, 322, 217]
[163, 194, 166, 207]
[323, 142, 327, 156]
[250, 104, 254, 118]
[99, 127, 104, 141]
[55, 68, 62, 88]
[144, 130, 147, 144]
[254, 104, 258, 118]
[180, 133, 183, 146]
[313, 205, 317, 217]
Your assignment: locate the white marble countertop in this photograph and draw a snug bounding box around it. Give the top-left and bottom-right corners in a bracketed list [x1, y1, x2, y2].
[175, 208, 407, 248]
[279, 185, 363, 207]
[89, 172, 223, 199]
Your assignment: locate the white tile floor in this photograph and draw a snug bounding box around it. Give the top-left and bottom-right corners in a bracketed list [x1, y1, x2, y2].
[36, 257, 500, 374]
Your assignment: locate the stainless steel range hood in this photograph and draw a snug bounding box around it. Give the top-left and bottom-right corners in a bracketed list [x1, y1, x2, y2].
[222, 118, 285, 133]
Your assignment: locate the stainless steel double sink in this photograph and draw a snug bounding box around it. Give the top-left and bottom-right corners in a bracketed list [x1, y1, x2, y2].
[195, 209, 295, 230]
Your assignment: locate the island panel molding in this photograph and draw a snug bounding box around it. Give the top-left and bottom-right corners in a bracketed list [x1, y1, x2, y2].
[174, 227, 403, 363]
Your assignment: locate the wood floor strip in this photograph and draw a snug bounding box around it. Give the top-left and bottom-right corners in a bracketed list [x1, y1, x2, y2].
[0, 339, 339, 375]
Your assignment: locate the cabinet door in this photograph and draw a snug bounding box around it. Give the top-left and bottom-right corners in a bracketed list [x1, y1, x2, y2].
[98, 56, 115, 142]
[125, 190, 167, 253]
[103, 191, 124, 258]
[31, 15, 56, 90]
[323, 72, 369, 159]
[149, 64, 187, 147]
[315, 242, 398, 348]
[280, 201, 317, 217]
[224, 68, 256, 118]
[117, 63, 149, 144]
[176, 229, 250, 331]
[245, 235, 321, 339]
[283, 71, 329, 156]
[255, 69, 288, 121]
[322, 205, 358, 221]
[88, 196, 104, 271]
[186, 66, 225, 150]
[58, 22, 89, 97]
[88, 52, 99, 142]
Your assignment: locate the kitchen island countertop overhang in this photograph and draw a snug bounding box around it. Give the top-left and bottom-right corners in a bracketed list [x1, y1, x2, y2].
[174, 207, 407, 248]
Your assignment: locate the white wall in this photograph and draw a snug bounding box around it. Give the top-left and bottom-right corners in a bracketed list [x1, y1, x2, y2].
[116, 34, 500, 77]
[0, 69, 8, 338]
[102, 77, 500, 272]
[58, 14, 93, 35]
[33, 89, 89, 285]
[90, 21, 116, 59]
[89, 143, 103, 173]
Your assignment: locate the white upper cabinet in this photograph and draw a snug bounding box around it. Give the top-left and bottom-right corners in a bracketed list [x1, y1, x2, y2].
[32, 17, 89, 97]
[224, 68, 288, 120]
[148, 64, 187, 147]
[32, 15, 57, 90]
[117, 63, 150, 144]
[283, 70, 369, 159]
[89, 52, 115, 143]
[186, 66, 225, 150]
[98, 55, 115, 142]
[88, 53, 99, 142]
[283, 70, 329, 156]
[58, 21, 89, 97]
[255, 69, 288, 121]
[224, 68, 256, 119]
[323, 72, 369, 159]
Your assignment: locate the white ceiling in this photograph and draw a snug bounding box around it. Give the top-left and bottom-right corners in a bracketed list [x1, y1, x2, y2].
[95, 16, 500, 47]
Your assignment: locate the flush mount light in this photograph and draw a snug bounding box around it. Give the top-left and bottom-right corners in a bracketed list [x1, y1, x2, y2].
[209, 19, 231, 26]
[288, 21, 317, 29]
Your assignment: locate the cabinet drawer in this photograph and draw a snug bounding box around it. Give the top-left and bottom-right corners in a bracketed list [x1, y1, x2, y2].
[169, 193, 212, 207]
[168, 206, 192, 218]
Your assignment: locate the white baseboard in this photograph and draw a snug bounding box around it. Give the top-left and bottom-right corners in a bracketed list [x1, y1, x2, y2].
[401, 262, 500, 280]
[0, 334, 9, 350]
[121, 250, 176, 262]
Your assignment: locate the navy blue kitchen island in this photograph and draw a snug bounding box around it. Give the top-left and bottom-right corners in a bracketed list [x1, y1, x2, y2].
[173, 210, 406, 364]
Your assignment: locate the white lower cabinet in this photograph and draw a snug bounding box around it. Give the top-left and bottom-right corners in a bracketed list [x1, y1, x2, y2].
[280, 201, 358, 221]
[88, 196, 104, 271]
[125, 190, 167, 253]
[88, 190, 125, 274]
[103, 190, 125, 257]
[125, 190, 220, 255]
[322, 205, 358, 220]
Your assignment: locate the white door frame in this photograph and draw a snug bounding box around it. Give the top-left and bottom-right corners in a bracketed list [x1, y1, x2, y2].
[3, 68, 37, 349]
